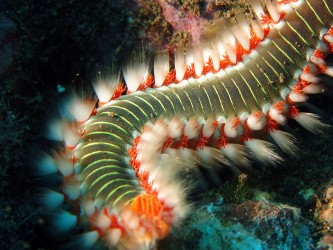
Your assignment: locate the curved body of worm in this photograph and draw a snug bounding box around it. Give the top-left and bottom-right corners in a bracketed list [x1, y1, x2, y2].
[38, 0, 333, 249]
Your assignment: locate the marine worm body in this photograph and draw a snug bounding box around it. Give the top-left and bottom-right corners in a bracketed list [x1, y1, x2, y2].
[38, 0, 333, 249]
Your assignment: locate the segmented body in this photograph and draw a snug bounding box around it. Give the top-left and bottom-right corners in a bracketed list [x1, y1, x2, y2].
[40, 1, 333, 249]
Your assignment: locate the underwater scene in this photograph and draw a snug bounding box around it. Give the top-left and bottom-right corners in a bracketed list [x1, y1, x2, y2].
[1, 0, 333, 249]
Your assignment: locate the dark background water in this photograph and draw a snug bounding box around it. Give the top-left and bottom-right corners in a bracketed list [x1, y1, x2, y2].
[0, 1, 140, 249]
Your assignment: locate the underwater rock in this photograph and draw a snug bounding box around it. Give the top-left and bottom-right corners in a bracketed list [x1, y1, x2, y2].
[163, 200, 314, 250]
[316, 184, 333, 249]
[232, 201, 314, 249]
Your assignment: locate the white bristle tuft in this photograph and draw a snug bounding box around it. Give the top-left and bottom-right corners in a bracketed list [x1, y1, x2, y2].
[248, 0, 265, 20]
[203, 47, 212, 63]
[82, 199, 96, 216]
[165, 148, 197, 164]
[293, 112, 327, 134]
[152, 119, 168, 140]
[269, 130, 298, 156]
[62, 123, 81, 148]
[46, 120, 64, 141]
[105, 228, 122, 246]
[138, 126, 152, 143]
[233, 26, 250, 51]
[80, 231, 99, 249]
[137, 156, 159, 173]
[178, 148, 200, 164]
[55, 157, 73, 177]
[40, 189, 65, 210]
[128, 214, 139, 230]
[224, 41, 237, 65]
[120, 210, 132, 224]
[211, 45, 221, 71]
[236, 10, 251, 44]
[232, 12, 250, 51]
[221, 23, 237, 64]
[317, 41, 329, 53]
[310, 54, 325, 66]
[197, 147, 229, 166]
[216, 40, 226, 61]
[37, 154, 58, 175]
[324, 66, 333, 77]
[202, 116, 217, 137]
[185, 51, 194, 66]
[221, 143, 250, 167]
[155, 183, 189, 222]
[224, 118, 241, 138]
[53, 210, 77, 233]
[266, 0, 281, 23]
[139, 161, 154, 174]
[138, 121, 169, 167]
[154, 52, 170, 87]
[157, 180, 189, 220]
[63, 176, 81, 200]
[247, 112, 267, 130]
[184, 118, 201, 139]
[93, 73, 120, 103]
[324, 34, 333, 44]
[269, 106, 286, 125]
[288, 91, 308, 103]
[144, 153, 191, 221]
[302, 83, 324, 94]
[300, 71, 319, 83]
[138, 151, 158, 167]
[136, 227, 146, 238]
[65, 98, 96, 123]
[143, 121, 167, 144]
[251, 20, 265, 40]
[96, 211, 111, 229]
[168, 117, 184, 139]
[245, 139, 282, 163]
[123, 51, 150, 92]
[175, 48, 186, 81]
[193, 47, 204, 76]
